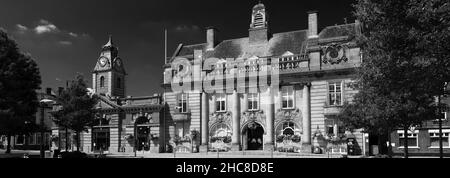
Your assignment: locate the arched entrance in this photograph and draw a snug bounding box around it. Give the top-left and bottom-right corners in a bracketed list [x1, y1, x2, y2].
[243, 122, 264, 150]
[135, 116, 151, 151]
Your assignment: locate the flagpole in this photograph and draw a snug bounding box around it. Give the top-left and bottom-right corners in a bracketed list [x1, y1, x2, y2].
[163, 28, 168, 153]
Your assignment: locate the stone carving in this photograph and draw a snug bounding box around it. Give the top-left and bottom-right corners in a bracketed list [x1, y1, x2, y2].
[322, 43, 349, 65]
[241, 110, 266, 132]
[209, 111, 232, 128]
[275, 108, 303, 132]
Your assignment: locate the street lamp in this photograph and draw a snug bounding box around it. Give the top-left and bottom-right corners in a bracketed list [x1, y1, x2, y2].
[40, 99, 54, 158]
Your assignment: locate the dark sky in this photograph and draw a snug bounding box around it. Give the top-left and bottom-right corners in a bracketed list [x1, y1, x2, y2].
[0, 0, 355, 97]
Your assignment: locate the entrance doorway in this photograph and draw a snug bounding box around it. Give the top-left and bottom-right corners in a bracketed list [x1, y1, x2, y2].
[92, 127, 110, 152]
[137, 126, 150, 151]
[244, 122, 264, 150]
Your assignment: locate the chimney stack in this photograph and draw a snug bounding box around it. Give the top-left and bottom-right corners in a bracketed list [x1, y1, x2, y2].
[308, 11, 318, 39]
[206, 27, 218, 51]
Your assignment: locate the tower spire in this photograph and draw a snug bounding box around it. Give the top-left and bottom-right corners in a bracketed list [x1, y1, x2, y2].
[104, 35, 113, 47]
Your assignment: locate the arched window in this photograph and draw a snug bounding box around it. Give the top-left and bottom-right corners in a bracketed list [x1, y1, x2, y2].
[117, 77, 121, 89]
[100, 76, 105, 88]
[276, 121, 297, 136]
[282, 122, 295, 136]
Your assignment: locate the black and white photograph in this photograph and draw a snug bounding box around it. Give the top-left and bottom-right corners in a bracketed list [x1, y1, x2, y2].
[0, 0, 449, 176]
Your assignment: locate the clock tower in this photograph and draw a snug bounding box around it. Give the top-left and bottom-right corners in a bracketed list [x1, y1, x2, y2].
[92, 36, 126, 98]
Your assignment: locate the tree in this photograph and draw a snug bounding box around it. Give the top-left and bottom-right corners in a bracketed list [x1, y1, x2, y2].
[52, 75, 98, 152]
[338, 0, 450, 158]
[0, 29, 42, 154]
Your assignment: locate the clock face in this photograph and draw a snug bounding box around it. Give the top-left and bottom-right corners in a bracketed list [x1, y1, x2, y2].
[115, 58, 121, 67]
[99, 57, 108, 67]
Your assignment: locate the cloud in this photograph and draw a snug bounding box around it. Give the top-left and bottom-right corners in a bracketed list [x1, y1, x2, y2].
[12, 19, 91, 46]
[16, 24, 28, 31]
[58, 41, 73, 45]
[69, 32, 78, 37]
[34, 20, 59, 34]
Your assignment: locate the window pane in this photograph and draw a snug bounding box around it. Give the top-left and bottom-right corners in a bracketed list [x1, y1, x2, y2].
[221, 101, 226, 111]
[327, 127, 334, 135]
[336, 94, 342, 105]
[329, 85, 335, 92]
[400, 138, 417, 147]
[288, 100, 293, 108]
[216, 101, 221, 111]
[408, 138, 417, 147]
[336, 84, 341, 92]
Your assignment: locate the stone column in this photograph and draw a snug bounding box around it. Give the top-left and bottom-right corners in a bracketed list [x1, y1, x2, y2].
[302, 83, 312, 145]
[265, 86, 275, 151]
[243, 93, 248, 112]
[200, 92, 209, 152]
[211, 94, 217, 113]
[231, 90, 241, 151]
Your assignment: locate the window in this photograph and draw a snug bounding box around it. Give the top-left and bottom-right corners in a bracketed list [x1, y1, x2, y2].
[429, 130, 450, 148]
[36, 133, 41, 145]
[248, 93, 259, 111]
[117, 77, 121, 89]
[28, 134, 35, 145]
[177, 93, 188, 113]
[328, 82, 343, 106]
[325, 119, 345, 137]
[100, 76, 105, 88]
[281, 86, 295, 109]
[216, 94, 227, 112]
[16, 135, 24, 145]
[398, 131, 419, 148]
[282, 122, 295, 136]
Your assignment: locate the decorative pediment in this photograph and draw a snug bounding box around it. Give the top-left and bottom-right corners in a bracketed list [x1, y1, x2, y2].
[209, 111, 232, 127]
[275, 108, 303, 129]
[95, 99, 116, 109]
[321, 43, 349, 65]
[241, 110, 266, 132]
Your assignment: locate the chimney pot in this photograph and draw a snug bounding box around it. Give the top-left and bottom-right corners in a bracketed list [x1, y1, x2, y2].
[308, 11, 318, 39]
[206, 27, 218, 51]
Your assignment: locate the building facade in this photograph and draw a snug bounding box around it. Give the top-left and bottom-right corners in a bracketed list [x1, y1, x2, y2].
[1, 89, 55, 151]
[50, 37, 166, 154]
[163, 3, 364, 154]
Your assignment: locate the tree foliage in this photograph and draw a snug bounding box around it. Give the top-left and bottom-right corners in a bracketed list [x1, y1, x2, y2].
[52, 75, 98, 151]
[338, 0, 450, 156]
[0, 29, 42, 153]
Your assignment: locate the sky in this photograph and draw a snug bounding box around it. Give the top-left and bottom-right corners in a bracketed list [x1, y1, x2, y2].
[0, 0, 355, 97]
